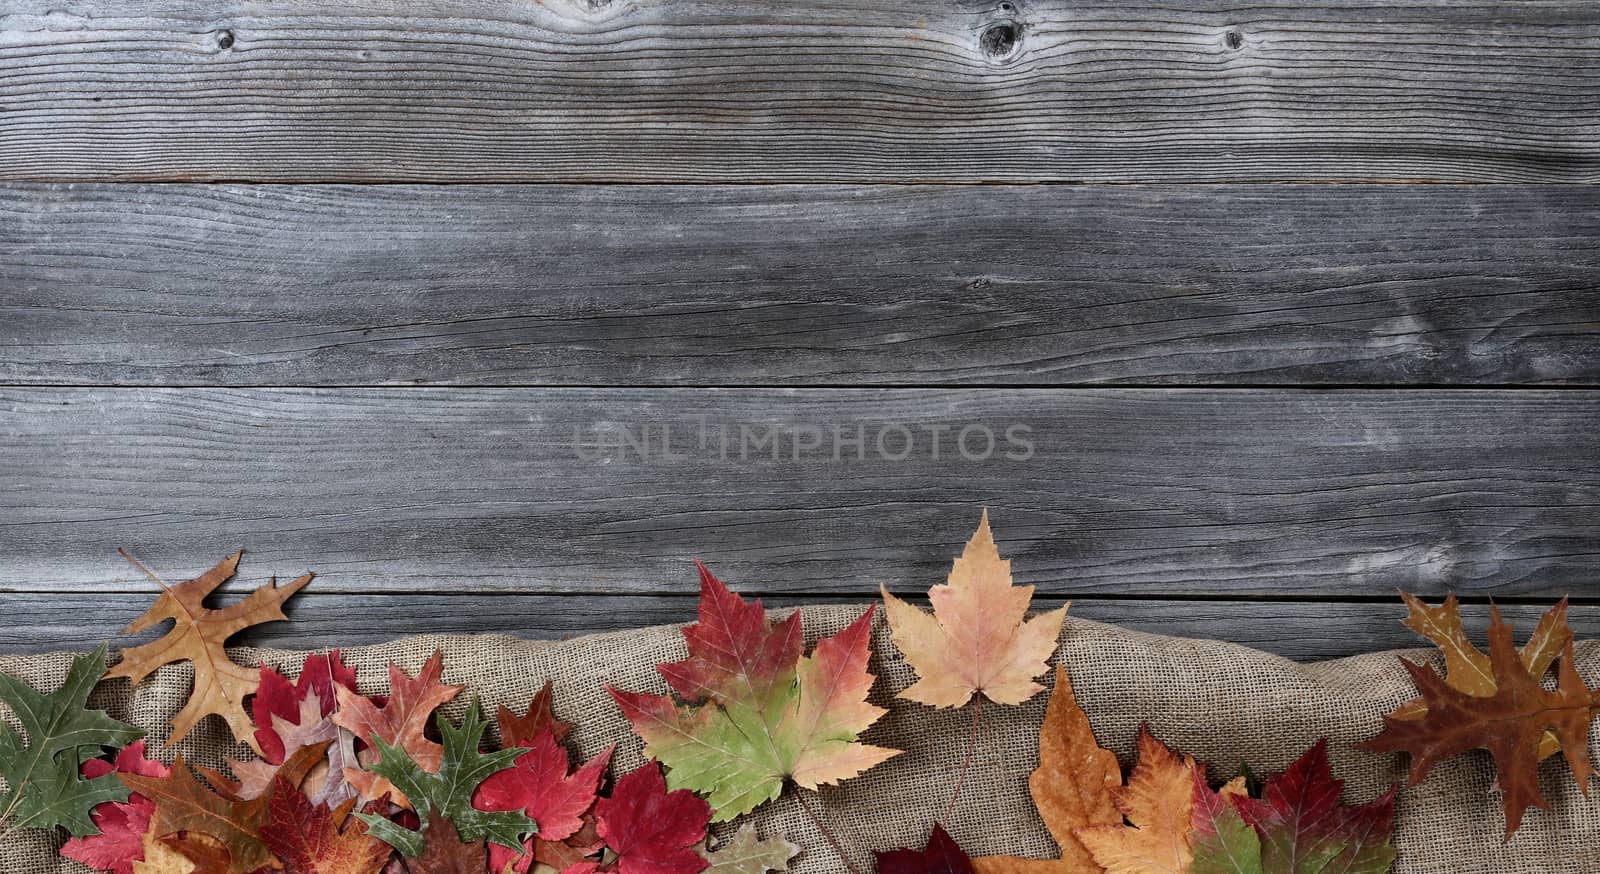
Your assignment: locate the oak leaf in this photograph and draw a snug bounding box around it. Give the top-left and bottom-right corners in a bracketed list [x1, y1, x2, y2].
[474, 685, 614, 874]
[334, 651, 464, 806]
[119, 742, 328, 874]
[106, 551, 312, 748]
[876, 824, 975, 874]
[60, 742, 170, 874]
[701, 824, 799, 873]
[881, 511, 1067, 708]
[972, 666, 1120, 874]
[351, 699, 535, 859]
[260, 778, 391, 874]
[1389, 593, 1581, 760]
[609, 563, 898, 821]
[0, 643, 144, 836]
[1362, 604, 1596, 837]
[1074, 728, 1198, 874]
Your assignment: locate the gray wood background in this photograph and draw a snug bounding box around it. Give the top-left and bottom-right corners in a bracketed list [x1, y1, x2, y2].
[1, 0, 1597, 660]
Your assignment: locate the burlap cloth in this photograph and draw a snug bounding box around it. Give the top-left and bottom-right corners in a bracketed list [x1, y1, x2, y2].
[3, 606, 1598, 873]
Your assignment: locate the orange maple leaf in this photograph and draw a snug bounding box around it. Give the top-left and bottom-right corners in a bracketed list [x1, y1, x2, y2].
[1075, 729, 1198, 874]
[333, 650, 463, 806]
[881, 510, 1067, 708]
[106, 551, 311, 749]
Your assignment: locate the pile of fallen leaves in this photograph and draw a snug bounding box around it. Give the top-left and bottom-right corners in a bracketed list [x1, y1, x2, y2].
[1, 515, 1596, 874]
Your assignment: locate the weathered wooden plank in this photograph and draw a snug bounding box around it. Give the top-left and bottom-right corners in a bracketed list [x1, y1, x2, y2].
[5, 184, 1598, 387]
[1, 2, 1596, 182]
[1, 592, 1592, 663]
[3, 388, 1596, 598]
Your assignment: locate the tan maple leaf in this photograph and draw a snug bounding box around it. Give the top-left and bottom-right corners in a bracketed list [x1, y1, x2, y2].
[973, 665, 1120, 874]
[221, 695, 358, 806]
[106, 551, 311, 750]
[333, 650, 463, 806]
[882, 510, 1068, 708]
[131, 821, 195, 874]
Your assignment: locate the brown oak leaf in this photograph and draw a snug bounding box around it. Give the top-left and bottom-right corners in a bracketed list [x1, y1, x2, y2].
[1363, 604, 1600, 838]
[107, 551, 312, 749]
[333, 652, 464, 806]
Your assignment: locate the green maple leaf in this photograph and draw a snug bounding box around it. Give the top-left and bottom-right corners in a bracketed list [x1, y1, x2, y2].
[608, 564, 898, 821]
[0, 643, 143, 836]
[352, 697, 536, 858]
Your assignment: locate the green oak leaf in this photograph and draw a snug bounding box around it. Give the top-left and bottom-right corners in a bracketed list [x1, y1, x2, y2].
[352, 697, 535, 858]
[0, 643, 143, 836]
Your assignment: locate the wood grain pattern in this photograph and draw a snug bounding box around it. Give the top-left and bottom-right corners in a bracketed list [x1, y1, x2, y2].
[1, 2, 1597, 182]
[5, 184, 1598, 387]
[1, 592, 1590, 663]
[4, 387, 1595, 598]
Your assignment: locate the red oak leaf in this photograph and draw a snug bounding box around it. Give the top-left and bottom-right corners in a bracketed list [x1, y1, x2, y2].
[1230, 739, 1398, 873]
[254, 650, 358, 763]
[260, 777, 391, 874]
[475, 688, 615, 874]
[591, 761, 710, 874]
[875, 824, 976, 874]
[59, 742, 170, 874]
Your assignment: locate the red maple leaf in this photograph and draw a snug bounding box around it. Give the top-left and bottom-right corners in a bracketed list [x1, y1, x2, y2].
[875, 824, 975, 874]
[1230, 739, 1398, 872]
[474, 684, 615, 874]
[59, 742, 170, 874]
[253, 650, 358, 763]
[260, 777, 391, 874]
[576, 761, 710, 874]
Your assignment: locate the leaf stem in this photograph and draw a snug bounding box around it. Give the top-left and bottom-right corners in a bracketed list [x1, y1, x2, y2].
[794, 787, 864, 874]
[940, 694, 984, 824]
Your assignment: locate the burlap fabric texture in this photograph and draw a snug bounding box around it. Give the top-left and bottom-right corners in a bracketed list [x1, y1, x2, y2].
[3, 605, 1599, 873]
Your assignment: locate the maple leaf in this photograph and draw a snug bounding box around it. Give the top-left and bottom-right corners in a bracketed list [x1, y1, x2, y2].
[334, 651, 464, 806]
[881, 511, 1067, 708]
[0, 643, 144, 837]
[61, 742, 171, 874]
[352, 699, 535, 859]
[608, 563, 898, 821]
[119, 742, 328, 874]
[227, 693, 360, 806]
[130, 822, 200, 874]
[254, 651, 359, 763]
[591, 761, 711, 874]
[260, 777, 391, 874]
[1074, 727, 1198, 874]
[1192, 741, 1397, 874]
[1388, 593, 1581, 760]
[398, 816, 488, 874]
[475, 686, 615, 874]
[972, 666, 1120, 874]
[876, 824, 976, 874]
[700, 824, 799, 873]
[106, 551, 312, 749]
[1362, 604, 1595, 838]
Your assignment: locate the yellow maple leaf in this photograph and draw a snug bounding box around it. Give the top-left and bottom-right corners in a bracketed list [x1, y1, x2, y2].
[881, 510, 1068, 707]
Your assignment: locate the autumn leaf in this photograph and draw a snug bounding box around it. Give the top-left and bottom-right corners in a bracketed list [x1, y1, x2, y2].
[1362, 604, 1595, 837]
[106, 551, 312, 749]
[351, 699, 535, 859]
[1074, 728, 1198, 874]
[701, 824, 799, 873]
[590, 761, 711, 874]
[876, 824, 977, 874]
[609, 563, 898, 821]
[254, 651, 360, 763]
[400, 816, 489, 874]
[119, 742, 328, 874]
[474, 684, 614, 874]
[973, 666, 1120, 874]
[1193, 740, 1397, 874]
[1389, 593, 1580, 760]
[60, 742, 171, 874]
[130, 823, 198, 874]
[260, 777, 391, 874]
[881, 511, 1067, 708]
[226, 693, 359, 806]
[334, 651, 464, 806]
[0, 643, 144, 837]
